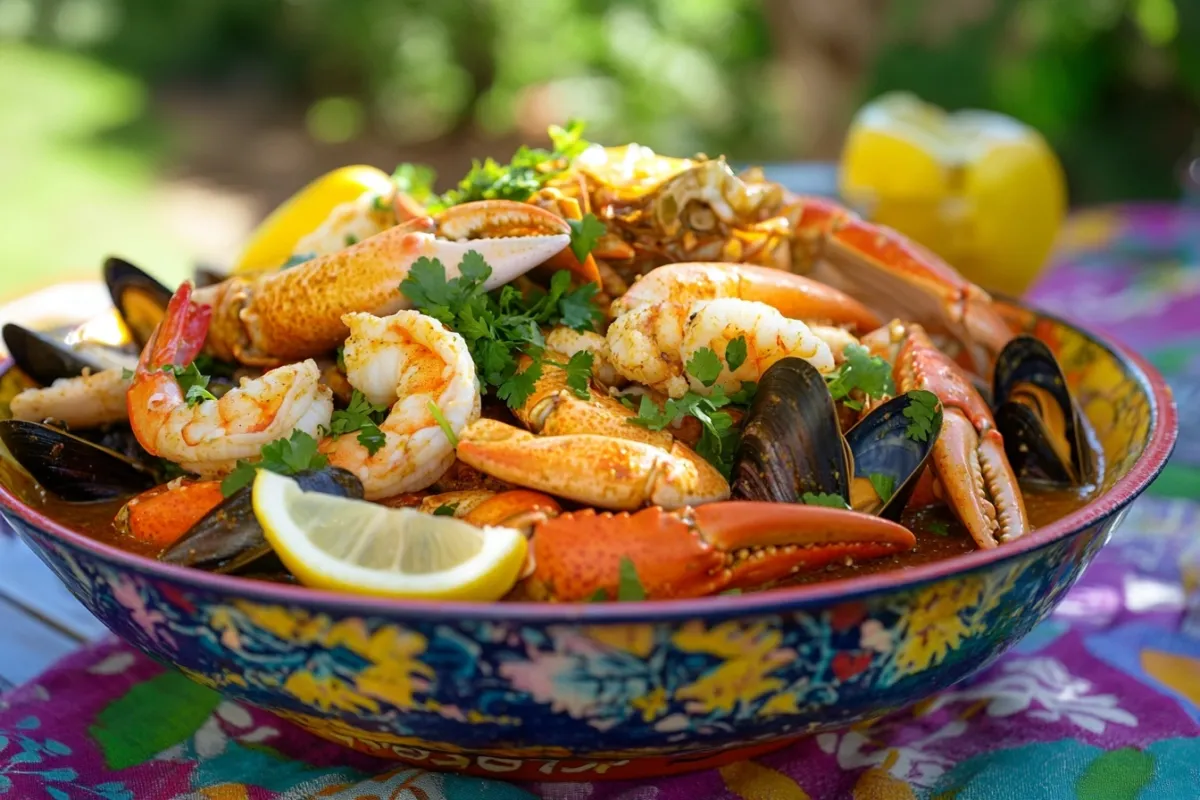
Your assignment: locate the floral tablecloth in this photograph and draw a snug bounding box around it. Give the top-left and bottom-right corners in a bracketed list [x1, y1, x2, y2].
[2, 203, 1198, 799]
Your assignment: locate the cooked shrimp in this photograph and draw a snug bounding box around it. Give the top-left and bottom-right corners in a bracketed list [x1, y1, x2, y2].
[605, 298, 835, 398]
[128, 284, 333, 477]
[321, 309, 481, 500]
[10, 368, 130, 429]
[543, 326, 622, 386]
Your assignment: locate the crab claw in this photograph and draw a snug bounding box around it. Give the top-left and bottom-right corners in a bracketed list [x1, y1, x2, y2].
[523, 502, 917, 601]
[455, 418, 729, 510]
[896, 324, 1030, 548]
[792, 197, 1012, 374]
[195, 200, 571, 366]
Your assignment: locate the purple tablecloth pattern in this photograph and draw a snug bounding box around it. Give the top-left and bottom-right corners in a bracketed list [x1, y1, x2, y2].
[2, 204, 1197, 799]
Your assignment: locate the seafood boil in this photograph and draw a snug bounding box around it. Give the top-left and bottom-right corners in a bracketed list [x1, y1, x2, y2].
[1, 123, 1099, 603]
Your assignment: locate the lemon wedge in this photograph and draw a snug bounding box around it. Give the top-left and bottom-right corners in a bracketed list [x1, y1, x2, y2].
[252, 470, 527, 601]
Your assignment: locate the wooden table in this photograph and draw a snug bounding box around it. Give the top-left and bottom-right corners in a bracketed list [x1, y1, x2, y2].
[0, 282, 115, 691]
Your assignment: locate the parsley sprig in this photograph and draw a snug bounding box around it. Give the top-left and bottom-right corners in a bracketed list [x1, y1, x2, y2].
[399, 253, 603, 410]
[628, 336, 756, 479]
[587, 556, 647, 602]
[802, 492, 850, 509]
[220, 430, 329, 496]
[826, 344, 895, 410]
[324, 390, 388, 456]
[903, 389, 941, 442]
[161, 363, 216, 407]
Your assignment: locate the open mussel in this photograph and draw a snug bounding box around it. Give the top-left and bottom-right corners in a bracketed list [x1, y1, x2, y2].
[844, 393, 941, 521]
[993, 336, 1096, 487]
[159, 467, 364, 574]
[732, 357, 851, 504]
[0, 419, 159, 502]
[2, 323, 127, 387]
[103, 257, 173, 349]
[731, 357, 941, 521]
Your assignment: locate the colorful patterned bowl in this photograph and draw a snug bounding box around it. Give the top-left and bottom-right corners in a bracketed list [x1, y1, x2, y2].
[0, 302, 1176, 782]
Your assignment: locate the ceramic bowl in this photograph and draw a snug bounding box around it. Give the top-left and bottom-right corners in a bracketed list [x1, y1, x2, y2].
[0, 302, 1176, 781]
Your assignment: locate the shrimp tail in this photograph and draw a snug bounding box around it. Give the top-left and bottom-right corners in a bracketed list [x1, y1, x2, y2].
[138, 282, 212, 374]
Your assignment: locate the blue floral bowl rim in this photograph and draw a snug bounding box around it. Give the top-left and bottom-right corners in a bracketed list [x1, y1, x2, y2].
[0, 303, 1178, 625]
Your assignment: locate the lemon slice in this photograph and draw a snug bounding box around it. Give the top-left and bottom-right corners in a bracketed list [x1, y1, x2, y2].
[252, 470, 527, 601]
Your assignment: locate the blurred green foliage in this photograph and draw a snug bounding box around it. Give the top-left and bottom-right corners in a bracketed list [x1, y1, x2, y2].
[2, 0, 1198, 203]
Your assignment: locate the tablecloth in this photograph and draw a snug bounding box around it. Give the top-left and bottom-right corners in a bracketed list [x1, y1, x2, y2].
[2, 203, 1198, 800]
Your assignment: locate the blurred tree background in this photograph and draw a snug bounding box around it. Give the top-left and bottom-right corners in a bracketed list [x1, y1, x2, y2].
[1, 0, 1197, 296]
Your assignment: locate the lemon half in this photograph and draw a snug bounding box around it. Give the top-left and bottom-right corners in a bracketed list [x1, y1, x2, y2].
[252, 470, 527, 601]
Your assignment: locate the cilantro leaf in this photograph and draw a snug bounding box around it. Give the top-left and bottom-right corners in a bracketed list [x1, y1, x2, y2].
[344, 233, 358, 247]
[496, 356, 542, 411]
[218, 430, 328, 497]
[801, 492, 850, 509]
[562, 351, 594, 400]
[826, 344, 896, 405]
[617, 557, 647, 601]
[588, 587, 610, 603]
[392, 163, 436, 204]
[547, 119, 589, 160]
[221, 461, 257, 496]
[727, 380, 758, 406]
[427, 401, 460, 448]
[695, 410, 739, 479]
[567, 213, 606, 262]
[121, 367, 134, 381]
[927, 521, 951, 537]
[628, 395, 674, 431]
[686, 348, 723, 387]
[162, 363, 215, 407]
[903, 390, 941, 442]
[432, 503, 458, 517]
[868, 472, 895, 504]
[458, 250, 492, 285]
[556, 281, 603, 331]
[725, 336, 748, 372]
[335, 345, 346, 372]
[326, 390, 389, 455]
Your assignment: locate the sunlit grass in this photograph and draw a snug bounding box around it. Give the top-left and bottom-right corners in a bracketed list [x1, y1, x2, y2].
[0, 42, 189, 301]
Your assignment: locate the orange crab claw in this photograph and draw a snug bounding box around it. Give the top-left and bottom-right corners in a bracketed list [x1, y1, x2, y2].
[115, 479, 226, 548]
[523, 502, 916, 601]
[791, 197, 1012, 374]
[461, 489, 562, 531]
[895, 325, 1029, 548]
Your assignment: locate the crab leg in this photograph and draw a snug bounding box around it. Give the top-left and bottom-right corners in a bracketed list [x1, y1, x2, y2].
[890, 324, 1029, 548]
[522, 502, 916, 601]
[455, 418, 729, 510]
[194, 200, 573, 366]
[790, 197, 1013, 374]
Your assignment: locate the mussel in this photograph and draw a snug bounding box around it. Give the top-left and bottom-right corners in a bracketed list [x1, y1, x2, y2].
[844, 393, 942, 521]
[993, 335, 1096, 487]
[160, 467, 364, 574]
[103, 257, 173, 349]
[0, 419, 159, 502]
[732, 357, 940, 521]
[193, 263, 227, 288]
[2, 323, 128, 387]
[732, 358, 851, 504]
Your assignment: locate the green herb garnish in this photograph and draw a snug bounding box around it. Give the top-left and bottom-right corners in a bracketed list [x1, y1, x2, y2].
[432, 503, 459, 517]
[725, 336, 748, 372]
[868, 472, 895, 504]
[568, 213, 606, 262]
[927, 521, 951, 537]
[903, 390, 941, 442]
[801, 492, 850, 509]
[326, 390, 389, 456]
[282, 253, 315, 269]
[686, 347, 723, 388]
[826, 344, 895, 410]
[428, 401, 459, 447]
[391, 163, 437, 204]
[220, 430, 328, 496]
[161, 363, 216, 407]
[617, 557, 647, 601]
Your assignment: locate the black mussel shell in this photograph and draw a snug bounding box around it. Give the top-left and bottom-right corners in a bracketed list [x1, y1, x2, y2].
[845, 392, 942, 520]
[3, 323, 111, 386]
[0, 420, 158, 502]
[159, 467, 364, 574]
[103, 257, 173, 349]
[993, 335, 1095, 487]
[732, 357, 850, 504]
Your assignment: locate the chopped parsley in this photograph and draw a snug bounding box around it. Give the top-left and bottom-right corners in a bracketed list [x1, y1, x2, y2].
[826, 344, 895, 410]
[926, 521, 951, 537]
[344, 233, 358, 247]
[391, 163, 436, 204]
[568, 213, 606, 262]
[220, 430, 328, 496]
[324, 390, 389, 456]
[161, 363, 216, 407]
[903, 390, 941, 442]
[802, 491, 851, 509]
[399, 252, 602, 410]
[868, 472, 895, 504]
[587, 557, 649, 602]
[432, 503, 459, 517]
[120, 367, 134, 381]
[431, 120, 590, 211]
[628, 346, 757, 479]
[725, 336, 748, 372]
